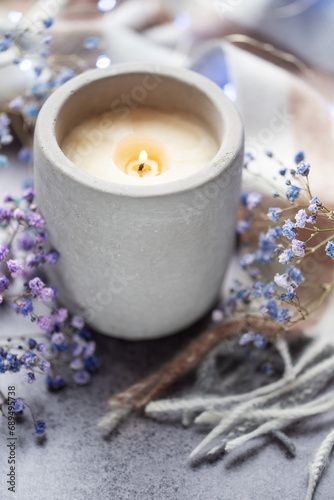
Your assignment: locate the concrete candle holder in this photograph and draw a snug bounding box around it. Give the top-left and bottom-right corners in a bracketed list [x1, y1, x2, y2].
[34, 63, 244, 340]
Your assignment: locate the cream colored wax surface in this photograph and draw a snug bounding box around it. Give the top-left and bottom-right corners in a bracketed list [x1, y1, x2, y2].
[61, 108, 219, 185]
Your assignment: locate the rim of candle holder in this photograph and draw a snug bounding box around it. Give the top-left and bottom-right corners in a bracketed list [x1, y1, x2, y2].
[35, 62, 244, 198]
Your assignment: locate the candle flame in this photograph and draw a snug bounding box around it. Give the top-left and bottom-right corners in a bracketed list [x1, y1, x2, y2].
[139, 150, 148, 163]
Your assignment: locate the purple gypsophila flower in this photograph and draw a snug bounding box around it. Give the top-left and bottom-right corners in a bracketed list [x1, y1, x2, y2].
[267, 208, 282, 223]
[38, 316, 52, 331]
[7, 259, 24, 278]
[39, 360, 51, 373]
[282, 219, 297, 240]
[45, 251, 59, 265]
[325, 241, 334, 260]
[296, 161, 310, 176]
[38, 288, 56, 304]
[24, 372, 35, 384]
[18, 232, 35, 251]
[14, 398, 25, 415]
[0, 244, 8, 262]
[0, 275, 9, 292]
[279, 249, 294, 265]
[71, 316, 85, 330]
[295, 209, 308, 228]
[74, 370, 91, 385]
[22, 352, 38, 368]
[292, 239, 306, 257]
[286, 185, 301, 203]
[51, 332, 65, 346]
[53, 308, 68, 323]
[27, 213, 45, 229]
[241, 192, 262, 210]
[0, 208, 12, 222]
[29, 277, 45, 297]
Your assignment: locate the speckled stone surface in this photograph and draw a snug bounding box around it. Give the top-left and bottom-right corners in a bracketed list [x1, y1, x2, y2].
[1, 155, 334, 500]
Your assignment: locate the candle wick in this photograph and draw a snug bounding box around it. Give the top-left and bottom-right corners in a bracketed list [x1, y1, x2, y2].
[138, 163, 145, 172]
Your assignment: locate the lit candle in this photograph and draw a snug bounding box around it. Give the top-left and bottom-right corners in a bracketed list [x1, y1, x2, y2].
[61, 108, 219, 184]
[35, 64, 244, 340]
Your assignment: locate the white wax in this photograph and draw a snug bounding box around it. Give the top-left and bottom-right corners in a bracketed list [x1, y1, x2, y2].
[61, 108, 219, 185]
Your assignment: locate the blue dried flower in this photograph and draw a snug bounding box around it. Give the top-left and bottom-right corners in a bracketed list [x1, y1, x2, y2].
[22, 352, 38, 368]
[325, 241, 334, 260]
[254, 333, 267, 348]
[296, 161, 310, 176]
[18, 147, 32, 163]
[286, 185, 301, 202]
[282, 219, 297, 240]
[237, 220, 251, 234]
[27, 338, 37, 350]
[34, 419, 47, 435]
[12, 298, 33, 317]
[295, 209, 308, 228]
[278, 308, 293, 324]
[294, 151, 305, 164]
[43, 17, 54, 28]
[84, 355, 100, 373]
[241, 192, 262, 210]
[264, 281, 277, 299]
[287, 267, 305, 286]
[240, 253, 255, 268]
[309, 196, 323, 214]
[267, 208, 282, 223]
[261, 300, 278, 319]
[7, 353, 22, 372]
[252, 281, 264, 298]
[14, 398, 25, 415]
[278, 249, 294, 264]
[292, 239, 306, 257]
[46, 375, 65, 391]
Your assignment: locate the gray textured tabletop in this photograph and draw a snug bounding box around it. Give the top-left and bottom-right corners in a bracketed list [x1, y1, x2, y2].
[1, 156, 334, 500]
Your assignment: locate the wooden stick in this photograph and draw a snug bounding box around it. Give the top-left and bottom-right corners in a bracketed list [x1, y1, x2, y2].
[107, 318, 279, 412]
